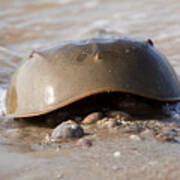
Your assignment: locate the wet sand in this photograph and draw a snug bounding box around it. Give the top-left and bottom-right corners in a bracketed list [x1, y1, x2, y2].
[1, 0, 180, 179]
[1, 118, 180, 180]
[1, 111, 180, 180]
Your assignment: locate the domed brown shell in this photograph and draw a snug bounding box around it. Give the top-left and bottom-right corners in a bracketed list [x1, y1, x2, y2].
[5, 38, 180, 118]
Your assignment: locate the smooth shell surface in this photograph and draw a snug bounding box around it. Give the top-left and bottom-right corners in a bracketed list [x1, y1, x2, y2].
[5, 38, 180, 118]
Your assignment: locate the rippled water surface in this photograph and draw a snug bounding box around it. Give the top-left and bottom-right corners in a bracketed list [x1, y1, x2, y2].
[1, 0, 180, 179]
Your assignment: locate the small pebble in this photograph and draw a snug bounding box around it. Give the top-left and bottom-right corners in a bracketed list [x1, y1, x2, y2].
[172, 113, 180, 121]
[77, 138, 93, 147]
[107, 119, 119, 128]
[96, 117, 120, 128]
[155, 131, 177, 142]
[51, 120, 84, 140]
[172, 128, 180, 136]
[56, 172, 64, 179]
[82, 112, 103, 124]
[113, 151, 121, 157]
[42, 134, 51, 144]
[140, 129, 155, 137]
[129, 134, 142, 141]
[96, 117, 108, 126]
[106, 110, 132, 121]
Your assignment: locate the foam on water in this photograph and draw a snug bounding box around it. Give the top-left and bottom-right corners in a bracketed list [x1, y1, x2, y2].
[0, 88, 6, 116]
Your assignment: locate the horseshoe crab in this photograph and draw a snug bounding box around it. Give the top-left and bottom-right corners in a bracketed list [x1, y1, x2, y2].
[5, 38, 180, 119]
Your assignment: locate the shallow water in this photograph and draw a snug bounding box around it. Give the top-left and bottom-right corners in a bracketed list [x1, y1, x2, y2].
[1, 0, 180, 179]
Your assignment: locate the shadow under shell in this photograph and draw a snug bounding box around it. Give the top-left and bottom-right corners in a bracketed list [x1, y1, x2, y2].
[15, 92, 175, 127]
